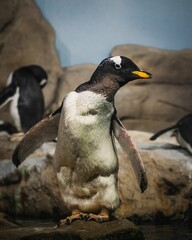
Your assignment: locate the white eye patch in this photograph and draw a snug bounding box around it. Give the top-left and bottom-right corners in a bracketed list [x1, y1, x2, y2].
[110, 56, 122, 69]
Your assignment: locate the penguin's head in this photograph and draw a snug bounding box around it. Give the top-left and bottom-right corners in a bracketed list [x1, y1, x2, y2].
[95, 56, 152, 87]
[29, 65, 48, 88]
[76, 56, 152, 101]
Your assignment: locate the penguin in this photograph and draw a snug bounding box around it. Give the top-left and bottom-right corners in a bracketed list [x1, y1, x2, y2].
[150, 113, 192, 154]
[0, 65, 48, 133]
[12, 56, 152, 226]
[0, 120, 18, 135]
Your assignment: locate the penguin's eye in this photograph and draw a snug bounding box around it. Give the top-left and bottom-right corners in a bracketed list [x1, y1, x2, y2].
[115, 64, 121, 69]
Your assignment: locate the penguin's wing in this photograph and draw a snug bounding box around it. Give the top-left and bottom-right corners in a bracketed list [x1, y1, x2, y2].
[112, 117, 148, 193]
[150, 125, 177, 140]
[0, 85, 16, 108]
[12, 103, 63, 167]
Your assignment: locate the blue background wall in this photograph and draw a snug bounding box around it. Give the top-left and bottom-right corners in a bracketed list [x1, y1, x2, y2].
[36, 0, 192, 66]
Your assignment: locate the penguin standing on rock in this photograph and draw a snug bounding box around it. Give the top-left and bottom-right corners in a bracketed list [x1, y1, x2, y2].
[0, 65, 48, 133]
[12, 56, 152, 226]
[150, 113, 192, 154]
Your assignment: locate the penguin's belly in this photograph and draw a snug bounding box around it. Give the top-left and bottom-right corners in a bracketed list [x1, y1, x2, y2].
[54, 91, 120, 212]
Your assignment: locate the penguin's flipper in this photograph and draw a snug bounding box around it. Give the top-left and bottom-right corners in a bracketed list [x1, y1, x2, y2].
[113, 117, 147, 193]
[150, 125, 177, 140]
[12, 112, 61, 167]
[0, 85, 16, 108]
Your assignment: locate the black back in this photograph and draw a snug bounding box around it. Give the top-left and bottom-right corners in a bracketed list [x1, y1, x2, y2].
[0, 65, 47, 132]
[178, 113, 192, 147]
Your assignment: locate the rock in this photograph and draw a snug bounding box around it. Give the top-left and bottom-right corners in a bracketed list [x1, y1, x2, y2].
[0, 131, 191, 222]
[111, 44, 192, 131]
[111, 44, 192, 85]
[0, 0, 63, 122]
[0, 219, 144, 240]
[0, 132, 18, 159]
[116, 131, 192, 221]
[0, 212, 18, 229]
[0, 137, 66, 218]
[56, 64, 97, 105]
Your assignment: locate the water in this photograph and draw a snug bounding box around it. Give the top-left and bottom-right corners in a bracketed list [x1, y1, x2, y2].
[140, 223, 192, 240]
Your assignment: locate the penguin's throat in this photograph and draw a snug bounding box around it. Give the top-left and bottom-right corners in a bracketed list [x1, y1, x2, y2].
[90, 76, 120, 102]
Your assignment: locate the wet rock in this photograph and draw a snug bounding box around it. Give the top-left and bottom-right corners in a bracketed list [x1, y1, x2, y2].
[0, 219, 144, 240]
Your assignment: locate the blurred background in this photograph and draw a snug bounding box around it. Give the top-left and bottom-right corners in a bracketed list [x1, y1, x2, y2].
[35, 0, 192, 66]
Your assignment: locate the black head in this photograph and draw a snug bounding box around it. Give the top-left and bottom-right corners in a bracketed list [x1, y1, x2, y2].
[12, 65, 48, 88]
[76, 56, 152, 101]
[95, 56, 152, 86]
[26, 65, 48, 88]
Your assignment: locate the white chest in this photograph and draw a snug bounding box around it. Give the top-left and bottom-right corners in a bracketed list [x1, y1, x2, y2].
[54, 91, 117, 174]
[64, 91, 113, 123]
[10, 87, 21, 131]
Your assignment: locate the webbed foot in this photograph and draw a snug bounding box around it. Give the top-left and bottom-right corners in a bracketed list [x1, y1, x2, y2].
[57, 210, 88, 227]
[86, 207, 109, 223]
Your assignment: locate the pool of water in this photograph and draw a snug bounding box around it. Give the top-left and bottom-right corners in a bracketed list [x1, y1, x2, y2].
[140, 223, 192, 240]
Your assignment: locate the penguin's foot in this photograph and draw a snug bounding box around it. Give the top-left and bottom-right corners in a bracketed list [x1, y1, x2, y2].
[57, 210, 88, 227]
[87, 207, 109, 223]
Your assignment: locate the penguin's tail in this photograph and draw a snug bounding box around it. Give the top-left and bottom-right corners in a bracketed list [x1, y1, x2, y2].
[150, 125, 177, 141]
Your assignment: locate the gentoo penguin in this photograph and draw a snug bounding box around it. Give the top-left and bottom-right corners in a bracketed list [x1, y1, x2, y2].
[150, 113, 192, 154]
[0, 120, 18, 134]
[12, 56, 152, 226]
[0, 65, 48, 133]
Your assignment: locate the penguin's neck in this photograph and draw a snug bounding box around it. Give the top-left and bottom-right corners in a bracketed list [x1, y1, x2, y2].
[88, 74, 120, 102]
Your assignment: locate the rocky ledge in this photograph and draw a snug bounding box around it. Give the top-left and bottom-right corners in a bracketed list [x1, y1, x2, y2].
[0, 213, 144, 240]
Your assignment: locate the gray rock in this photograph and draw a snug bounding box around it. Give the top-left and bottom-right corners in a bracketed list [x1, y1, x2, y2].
[111, 44, 192, 131]
[116, 131, 192, 220]
[56, 64, 97, 106]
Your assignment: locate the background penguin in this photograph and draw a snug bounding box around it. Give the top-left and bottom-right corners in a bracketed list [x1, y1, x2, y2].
[0, 120, 18, 135]
[12, 56, 152, 226]
[150, 113, 192, 154]
[0, 65, 48, 133]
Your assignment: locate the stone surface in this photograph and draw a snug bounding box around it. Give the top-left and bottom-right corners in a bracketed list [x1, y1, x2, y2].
[116, 131, 192, 221]
[0, 218, 143, 240]
[0, 0, 63, 122]
[0, 212, 18, 229]
[0, 131, 191, 222]
[55, 64, 97, 107]
[111, 44, 192, 131]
